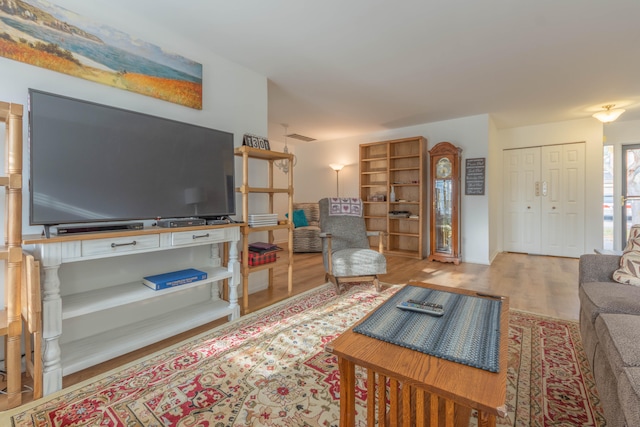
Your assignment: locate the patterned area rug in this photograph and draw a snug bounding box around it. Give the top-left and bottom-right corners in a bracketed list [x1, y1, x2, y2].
[5, 283, 605, 426]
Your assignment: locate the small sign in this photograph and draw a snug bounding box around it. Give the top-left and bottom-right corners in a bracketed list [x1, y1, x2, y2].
[465, 158, 485, 195]
[242, 133, 270, 150]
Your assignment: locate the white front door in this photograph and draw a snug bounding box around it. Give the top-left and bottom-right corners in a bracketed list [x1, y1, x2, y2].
[540, 143, 585, 257]
[504, 143, 585, 257]
[503, 147, 541, 254]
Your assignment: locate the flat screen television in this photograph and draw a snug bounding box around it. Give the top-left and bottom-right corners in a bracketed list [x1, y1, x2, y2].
[28, 89, 235, 229]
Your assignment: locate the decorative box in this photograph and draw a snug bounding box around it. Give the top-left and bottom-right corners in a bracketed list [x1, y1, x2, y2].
[242, 250, 277, 266]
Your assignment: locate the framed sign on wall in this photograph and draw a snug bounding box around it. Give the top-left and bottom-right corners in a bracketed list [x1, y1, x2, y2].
[465, 158, 485, 196]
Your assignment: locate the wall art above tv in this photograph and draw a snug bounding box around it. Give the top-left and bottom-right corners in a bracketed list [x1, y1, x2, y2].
[0, 1, 203, 109]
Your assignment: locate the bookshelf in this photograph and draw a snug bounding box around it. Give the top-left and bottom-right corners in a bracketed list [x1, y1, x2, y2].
[359, 137, 427, 259]
[235, 146, 294, 313]
[0, 101, 24, 409]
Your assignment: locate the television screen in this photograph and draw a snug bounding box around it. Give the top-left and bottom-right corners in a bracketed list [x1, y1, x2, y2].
[28, 89, 235, 226]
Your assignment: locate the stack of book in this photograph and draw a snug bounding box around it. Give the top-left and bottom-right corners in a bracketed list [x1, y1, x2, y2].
[142, 268, 207, 290]
[243, 242, 281, 266]
[248, 213, 278, 227]
[249, 242, 281, 252]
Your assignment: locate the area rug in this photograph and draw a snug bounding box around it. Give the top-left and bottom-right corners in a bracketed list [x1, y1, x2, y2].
[4, 283, 605, 427]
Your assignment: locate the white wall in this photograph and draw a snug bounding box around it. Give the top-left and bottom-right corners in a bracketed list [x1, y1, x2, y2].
[293, 114, 493, 264]
[0, 13, 269, 304]
[496, 118, 604, 254]
[488, 117, 501, 262]
[606, 120, 640, 144]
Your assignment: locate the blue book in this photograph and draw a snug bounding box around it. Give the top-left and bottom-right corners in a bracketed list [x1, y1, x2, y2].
[142, 268, 208, 290]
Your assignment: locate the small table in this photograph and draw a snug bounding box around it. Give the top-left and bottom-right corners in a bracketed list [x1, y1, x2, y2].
[326, 281, 509, 427]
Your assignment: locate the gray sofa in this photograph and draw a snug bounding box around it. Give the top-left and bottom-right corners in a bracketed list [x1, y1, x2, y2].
[579, 254, 640, 427]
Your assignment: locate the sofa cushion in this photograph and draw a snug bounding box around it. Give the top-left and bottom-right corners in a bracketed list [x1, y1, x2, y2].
[595, 314, 640, 379]
[579, 254, 621, 284]
[329, 248, 386, 277]
[613, 225, 640, 285]
[579, 280, 640, 324]
[293, 209, 309, 227]
[619, 367, 640, 427]
[293, 226, 320, 238]
[292, 226, 322, 252]
[613, 250, 640, 286]
[592, 343, 626, 427]
[286, 209, 309, 228]
[293, 202, 320, 226]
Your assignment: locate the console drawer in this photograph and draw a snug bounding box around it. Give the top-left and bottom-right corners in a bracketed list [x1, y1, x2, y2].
[81, 234, 160, 257]
[172, 229, 226, 246]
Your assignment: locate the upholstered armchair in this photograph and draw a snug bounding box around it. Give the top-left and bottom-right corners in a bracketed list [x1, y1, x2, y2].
[318, 198, 386, 293]
[291, 202, 322, 253]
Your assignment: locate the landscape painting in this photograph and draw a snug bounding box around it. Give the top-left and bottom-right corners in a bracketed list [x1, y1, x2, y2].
[0, 0, 203, 109]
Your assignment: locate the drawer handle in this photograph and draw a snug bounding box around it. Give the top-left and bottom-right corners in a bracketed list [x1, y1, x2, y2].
[111, 241, 137, 248]
[192, 233, 211, 240]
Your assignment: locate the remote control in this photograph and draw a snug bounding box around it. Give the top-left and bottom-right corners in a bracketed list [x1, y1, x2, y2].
[397, 300, 444, 316]
[408, 299, 443, 309]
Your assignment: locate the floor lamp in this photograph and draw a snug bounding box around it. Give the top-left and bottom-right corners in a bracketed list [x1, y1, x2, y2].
[329, 163, 344, 197]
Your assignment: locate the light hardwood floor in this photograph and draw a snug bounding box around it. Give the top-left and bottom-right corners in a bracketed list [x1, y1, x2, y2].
[36, 250, 580, 403]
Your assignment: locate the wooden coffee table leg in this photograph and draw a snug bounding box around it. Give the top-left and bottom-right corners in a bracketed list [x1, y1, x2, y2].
[389, 378, 399, 422]
[367, 370, 376, 423]
[445, 399, 455, 427]
[478, 410, 496, 427]
[378, 374, 387, 425]
[338, 356, 356, 426]
[430, 394, 439, 426]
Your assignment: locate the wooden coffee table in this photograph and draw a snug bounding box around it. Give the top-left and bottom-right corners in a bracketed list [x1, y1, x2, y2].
[326, 281, 509, 427]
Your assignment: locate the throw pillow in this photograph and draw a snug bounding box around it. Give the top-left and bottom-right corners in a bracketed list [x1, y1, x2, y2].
[286, 209, 309, 228]
[613, 225, 640, 286]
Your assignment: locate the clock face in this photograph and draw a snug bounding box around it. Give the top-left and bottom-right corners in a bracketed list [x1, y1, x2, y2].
[436, 158, 452, 179]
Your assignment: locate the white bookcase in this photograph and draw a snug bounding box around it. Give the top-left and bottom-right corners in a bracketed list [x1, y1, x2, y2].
[23, 224, 240, 396]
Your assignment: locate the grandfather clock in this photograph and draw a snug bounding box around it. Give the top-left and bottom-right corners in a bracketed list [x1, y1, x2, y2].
[428, 142, 462, 264]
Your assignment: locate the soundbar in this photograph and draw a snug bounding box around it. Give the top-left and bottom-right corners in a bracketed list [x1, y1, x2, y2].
[157, 217, 207, 228]
[55, 222, 144, 235]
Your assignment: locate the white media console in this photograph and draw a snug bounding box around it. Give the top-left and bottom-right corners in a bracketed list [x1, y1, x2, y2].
[23, 224, 240, 396]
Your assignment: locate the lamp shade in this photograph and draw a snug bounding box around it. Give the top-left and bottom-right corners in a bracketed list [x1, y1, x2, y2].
[593, 106, 625, 123]
[329, 163, 345, 171]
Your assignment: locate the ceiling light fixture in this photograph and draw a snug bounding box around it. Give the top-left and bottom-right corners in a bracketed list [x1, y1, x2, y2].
[274, 124, 297, 173]
[592, 104, 625, 123]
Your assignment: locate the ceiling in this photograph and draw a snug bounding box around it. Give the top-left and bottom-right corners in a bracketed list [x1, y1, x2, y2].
[106, 1, 640, 143]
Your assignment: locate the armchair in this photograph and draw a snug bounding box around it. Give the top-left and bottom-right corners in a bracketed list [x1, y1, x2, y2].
[318, 198, 386, 293]
[291, 202, 322, 253]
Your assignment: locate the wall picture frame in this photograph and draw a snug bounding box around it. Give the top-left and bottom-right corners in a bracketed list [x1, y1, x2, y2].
[0, 1, 203, 109]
